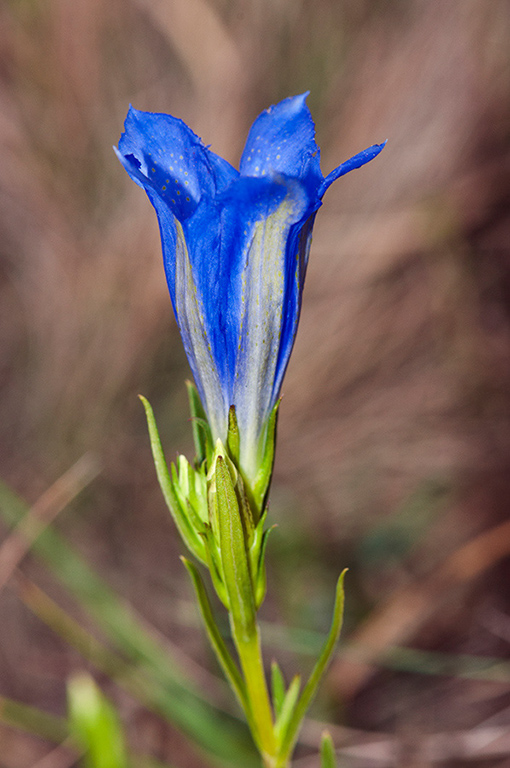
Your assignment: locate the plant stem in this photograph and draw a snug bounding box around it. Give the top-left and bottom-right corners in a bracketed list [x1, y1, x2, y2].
[233, 624, 279, 767]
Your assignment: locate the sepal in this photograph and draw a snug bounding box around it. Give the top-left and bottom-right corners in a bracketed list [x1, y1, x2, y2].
[171, 455, 208, 528]
[253, 399, 280, 513]
[227, 405, 240, 465]
[210, 446, 257, 641]
[249, 510, 275, 609]
[186, 380, 213, 469]
[200, 526, 229, 609]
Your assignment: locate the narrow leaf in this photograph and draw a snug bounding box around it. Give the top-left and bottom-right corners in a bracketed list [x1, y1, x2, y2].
[279, 571, 347, 760]
[274, 674, 300, 745]
[271, 661, 286, 718]
[182, 558, 248, 714]
[139, 395, 206, 563]
[320, 731, 337, 768]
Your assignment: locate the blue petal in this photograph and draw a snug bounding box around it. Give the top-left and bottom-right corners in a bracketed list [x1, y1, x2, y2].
[177, 177, 287, 399]
[271, 210, 316, 403]
[116, 97, 385, 485]
[225, 179, 313, 477]
[117, 106, 238, 221]
[171, 216, 228, 442]
[319, 141, 387, 197]
[239, 94, 323, 193]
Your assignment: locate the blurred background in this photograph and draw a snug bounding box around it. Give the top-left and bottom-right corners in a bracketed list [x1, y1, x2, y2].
[1, 0, 510, 765]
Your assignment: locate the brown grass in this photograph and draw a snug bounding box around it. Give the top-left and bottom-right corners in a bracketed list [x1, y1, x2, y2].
[1, 0, 510, 765]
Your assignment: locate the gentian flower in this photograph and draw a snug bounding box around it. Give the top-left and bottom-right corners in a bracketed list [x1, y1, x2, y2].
[116, 94, 384, 485]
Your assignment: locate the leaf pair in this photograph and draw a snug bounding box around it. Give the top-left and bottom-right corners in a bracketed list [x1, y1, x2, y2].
[268, 572, 346, 765]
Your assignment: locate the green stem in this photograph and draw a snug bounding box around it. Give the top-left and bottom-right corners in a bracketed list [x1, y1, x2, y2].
[233, 624, 279, 767]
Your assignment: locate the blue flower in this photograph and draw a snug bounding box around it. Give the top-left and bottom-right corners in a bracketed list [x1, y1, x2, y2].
[116, 94, 384, 484]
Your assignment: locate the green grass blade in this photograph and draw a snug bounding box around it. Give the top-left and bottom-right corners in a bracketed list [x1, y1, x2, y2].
[0, 479, 257, 768]
[0, 693, 177, 768]
[0, 694, 68, 743]
[68, 674, 128, 768]
[320, 730, 337, 768]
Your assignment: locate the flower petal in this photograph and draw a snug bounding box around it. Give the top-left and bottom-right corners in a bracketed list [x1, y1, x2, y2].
[117, 106, 237, 220]
[228, 179, 312, 479]
[177, 177, 287, 407]
[239, 94, 323, 193]
[319, 141, 387, 197]
[116, 96, 385, 488]
[172, 218, 228, 441]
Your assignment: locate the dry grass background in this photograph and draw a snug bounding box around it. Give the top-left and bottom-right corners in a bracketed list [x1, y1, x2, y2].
[1, 0, 510, 765]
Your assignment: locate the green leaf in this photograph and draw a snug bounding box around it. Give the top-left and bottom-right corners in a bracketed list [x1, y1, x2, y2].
[279, 571, 347, 761]
[274, 674, 300, 745]
[320, 730, 337, 768]
[214, 455, 256, 642]
[68, 674, 128, 768]
[186, 380, 213, 468]
[181, 558, 248, 715]
[270, 661, 286, 718]
[139, 395, 206, 563]
[252, 399, 280, 513]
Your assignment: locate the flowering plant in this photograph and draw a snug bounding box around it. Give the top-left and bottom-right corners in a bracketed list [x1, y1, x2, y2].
[117, 94, 383, 768]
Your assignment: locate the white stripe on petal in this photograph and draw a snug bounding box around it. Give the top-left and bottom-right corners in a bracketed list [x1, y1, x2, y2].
[174, 219, 228, 442]
[232, 185, 307, 482]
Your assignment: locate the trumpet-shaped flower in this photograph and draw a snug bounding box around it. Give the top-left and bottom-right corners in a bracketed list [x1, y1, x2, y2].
[116, 94, 384, 484]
